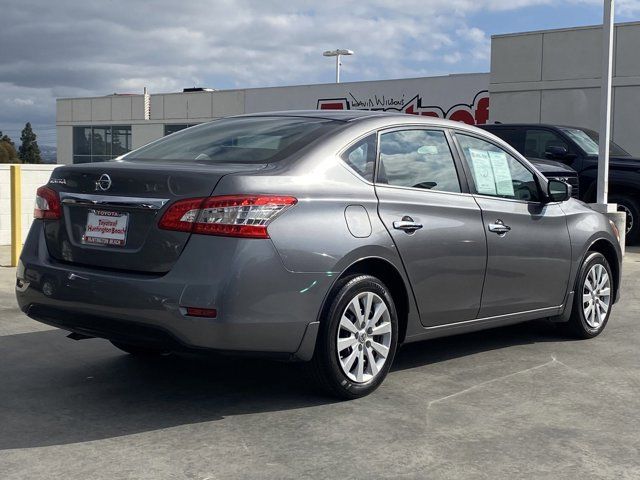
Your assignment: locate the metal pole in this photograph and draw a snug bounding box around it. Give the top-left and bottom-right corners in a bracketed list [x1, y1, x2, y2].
[597, 0, 614, 205]
[336, 54, 341, 83]
[10, 164, 22, 267]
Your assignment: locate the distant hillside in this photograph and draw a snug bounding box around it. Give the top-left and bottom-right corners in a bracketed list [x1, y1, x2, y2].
[39, 145, 57, 164]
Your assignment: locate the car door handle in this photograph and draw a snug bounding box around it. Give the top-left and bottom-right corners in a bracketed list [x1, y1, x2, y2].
[488, 220, 511, 235]
[393, 218, 423, 233]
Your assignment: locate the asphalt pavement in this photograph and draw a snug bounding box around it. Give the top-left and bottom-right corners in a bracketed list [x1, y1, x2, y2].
[1, 248, 639, 479]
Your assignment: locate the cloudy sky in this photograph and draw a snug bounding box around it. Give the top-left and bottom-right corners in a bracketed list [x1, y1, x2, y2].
[1, 0, 639, 146]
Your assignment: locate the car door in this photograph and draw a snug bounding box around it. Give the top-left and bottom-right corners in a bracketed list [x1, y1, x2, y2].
[375, 127, 487, 327]
[453, 132, 572, 318]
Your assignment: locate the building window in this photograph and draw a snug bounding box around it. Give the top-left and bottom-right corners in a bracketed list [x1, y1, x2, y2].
[73, 126, 131, 163]
[164, 124, 197, 136]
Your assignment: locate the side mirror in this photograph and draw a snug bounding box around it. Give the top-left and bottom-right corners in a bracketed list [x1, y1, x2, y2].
[547, 179, 572, 203]
[545, 145, 569, 159]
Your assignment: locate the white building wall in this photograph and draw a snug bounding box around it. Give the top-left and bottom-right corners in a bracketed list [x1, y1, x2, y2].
[187, 92, 213, 119]
[57, 74, 490, 164]
[489, 91, 541, 124]
[242, 74, 489, 114]
[0, 168, 10, 246]
[613, 85, 640, 153]
[213, 90, 245, 116]
[56, 126, 73, 165]
[112, 96, 133, 121]
[71, 99, 91, 122]
[490, 21, 640, 155]
[163, 94, 188, 119]
[0, 164, 58, 246]
[540, 88, 601, 130]
[490, 33, 543, 83]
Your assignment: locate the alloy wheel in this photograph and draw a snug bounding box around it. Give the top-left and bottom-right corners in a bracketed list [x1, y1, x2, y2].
[336, 291, 392, 383]
[582, 263, 611, 330]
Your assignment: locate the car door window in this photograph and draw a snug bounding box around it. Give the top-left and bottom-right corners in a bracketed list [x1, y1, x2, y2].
[456, 134, 540, 202]
[341, 134, 376, 182]
[524, 129, 569, 158]
[377, 129, 461, 193]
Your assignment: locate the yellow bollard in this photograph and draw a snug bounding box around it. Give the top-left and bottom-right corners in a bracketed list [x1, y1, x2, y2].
[10, 164, 22, 267]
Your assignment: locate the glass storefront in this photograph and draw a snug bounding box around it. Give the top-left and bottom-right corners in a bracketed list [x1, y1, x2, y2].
[73, 126, 131, 163]
[164, 124, 197, 136]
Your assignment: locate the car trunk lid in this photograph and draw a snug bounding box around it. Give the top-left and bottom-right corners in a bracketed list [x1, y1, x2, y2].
[43, 161, 266, 273]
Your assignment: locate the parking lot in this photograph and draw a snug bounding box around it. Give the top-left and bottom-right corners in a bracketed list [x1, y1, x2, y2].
[0, 248, 638, 480]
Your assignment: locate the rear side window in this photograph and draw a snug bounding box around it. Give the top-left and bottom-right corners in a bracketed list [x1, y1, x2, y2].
[524, 129, 569, 158]
[341, 134, 376, 182]
[377, 129, 461, 193]
[125, 117, 342, 164]
[456, 134, 540, 202]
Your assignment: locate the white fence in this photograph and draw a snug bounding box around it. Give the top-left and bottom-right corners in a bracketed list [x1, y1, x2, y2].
[0, 164, 58, 246]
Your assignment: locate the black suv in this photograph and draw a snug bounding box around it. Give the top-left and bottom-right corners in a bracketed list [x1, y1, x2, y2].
[481, 123, 639, 243]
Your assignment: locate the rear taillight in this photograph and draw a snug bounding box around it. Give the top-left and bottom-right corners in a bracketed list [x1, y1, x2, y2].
[34, 186, 62, 220]
[158, 194, 297, 238]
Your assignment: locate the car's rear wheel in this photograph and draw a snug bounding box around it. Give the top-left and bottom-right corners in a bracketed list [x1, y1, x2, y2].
[110, 341, 170, 356]
[308, 275, 398, 399]
[564, 252, 613, 339]
[610, 194, 639, 244]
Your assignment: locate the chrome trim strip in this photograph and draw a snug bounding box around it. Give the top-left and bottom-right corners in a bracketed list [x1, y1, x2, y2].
[59, 192, 169, 210]
[422, 305, 562, 330]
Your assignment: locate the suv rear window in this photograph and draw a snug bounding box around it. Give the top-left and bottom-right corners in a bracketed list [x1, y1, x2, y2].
[124, 116, 342, 164]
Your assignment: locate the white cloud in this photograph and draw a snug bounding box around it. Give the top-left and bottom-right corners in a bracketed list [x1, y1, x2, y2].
[7, 98, 35, 107]
[443, 51, 463, 64]
[0, 0, 638, 145]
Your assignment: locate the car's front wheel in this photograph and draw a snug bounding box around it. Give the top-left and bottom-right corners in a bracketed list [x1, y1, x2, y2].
[564, 252, 613, 339]
[309, 275, 399, 399]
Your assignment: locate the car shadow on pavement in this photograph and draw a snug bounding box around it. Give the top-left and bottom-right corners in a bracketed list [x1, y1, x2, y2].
[393, 318, 569, 371]
[0, 319, 568, 449]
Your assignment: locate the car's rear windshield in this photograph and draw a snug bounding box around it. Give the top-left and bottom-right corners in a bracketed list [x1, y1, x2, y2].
[124, 116, 343, 164]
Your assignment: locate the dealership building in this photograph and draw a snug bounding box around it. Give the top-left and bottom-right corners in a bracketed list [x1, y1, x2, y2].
[55, 21, 640, 164]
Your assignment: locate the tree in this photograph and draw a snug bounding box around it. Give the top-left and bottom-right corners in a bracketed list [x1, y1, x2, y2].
[0, 130, 19, 163]
[0, 142, 19, 164]
[18, 122, 42, 164]
[0, 130, 16, 148]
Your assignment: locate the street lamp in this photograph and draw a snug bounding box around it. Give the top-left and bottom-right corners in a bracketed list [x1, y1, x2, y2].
[323, 49, 354, 83]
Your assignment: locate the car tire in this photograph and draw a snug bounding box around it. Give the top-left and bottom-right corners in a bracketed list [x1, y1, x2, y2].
[308, 275, 399, 399]
[610, 194, 640, 244]
[564, 252, 613, 339]
[110, 341, 170, 356]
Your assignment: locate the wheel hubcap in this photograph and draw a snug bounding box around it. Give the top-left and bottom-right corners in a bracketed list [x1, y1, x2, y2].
[582, 264, 611, 330]
[336, 291, 392, 383]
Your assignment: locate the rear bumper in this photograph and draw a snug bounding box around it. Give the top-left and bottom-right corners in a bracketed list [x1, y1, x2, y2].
[16, 221, 330, 359]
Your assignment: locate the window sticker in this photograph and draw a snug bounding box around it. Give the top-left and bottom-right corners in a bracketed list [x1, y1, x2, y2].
[488, 151, 515, 197]
[468, 148, 497, 195]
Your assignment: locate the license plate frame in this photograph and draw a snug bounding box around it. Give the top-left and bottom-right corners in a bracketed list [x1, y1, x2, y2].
[82, 209, 129, 247]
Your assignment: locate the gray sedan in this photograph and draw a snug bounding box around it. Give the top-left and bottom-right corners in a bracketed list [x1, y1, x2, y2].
[16, 111, 622, 398]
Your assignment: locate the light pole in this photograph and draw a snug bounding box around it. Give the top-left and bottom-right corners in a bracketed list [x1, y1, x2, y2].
[597, 0, 614, 207]
[323, 49, 354, 83]
[593, 0, 626, 250]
